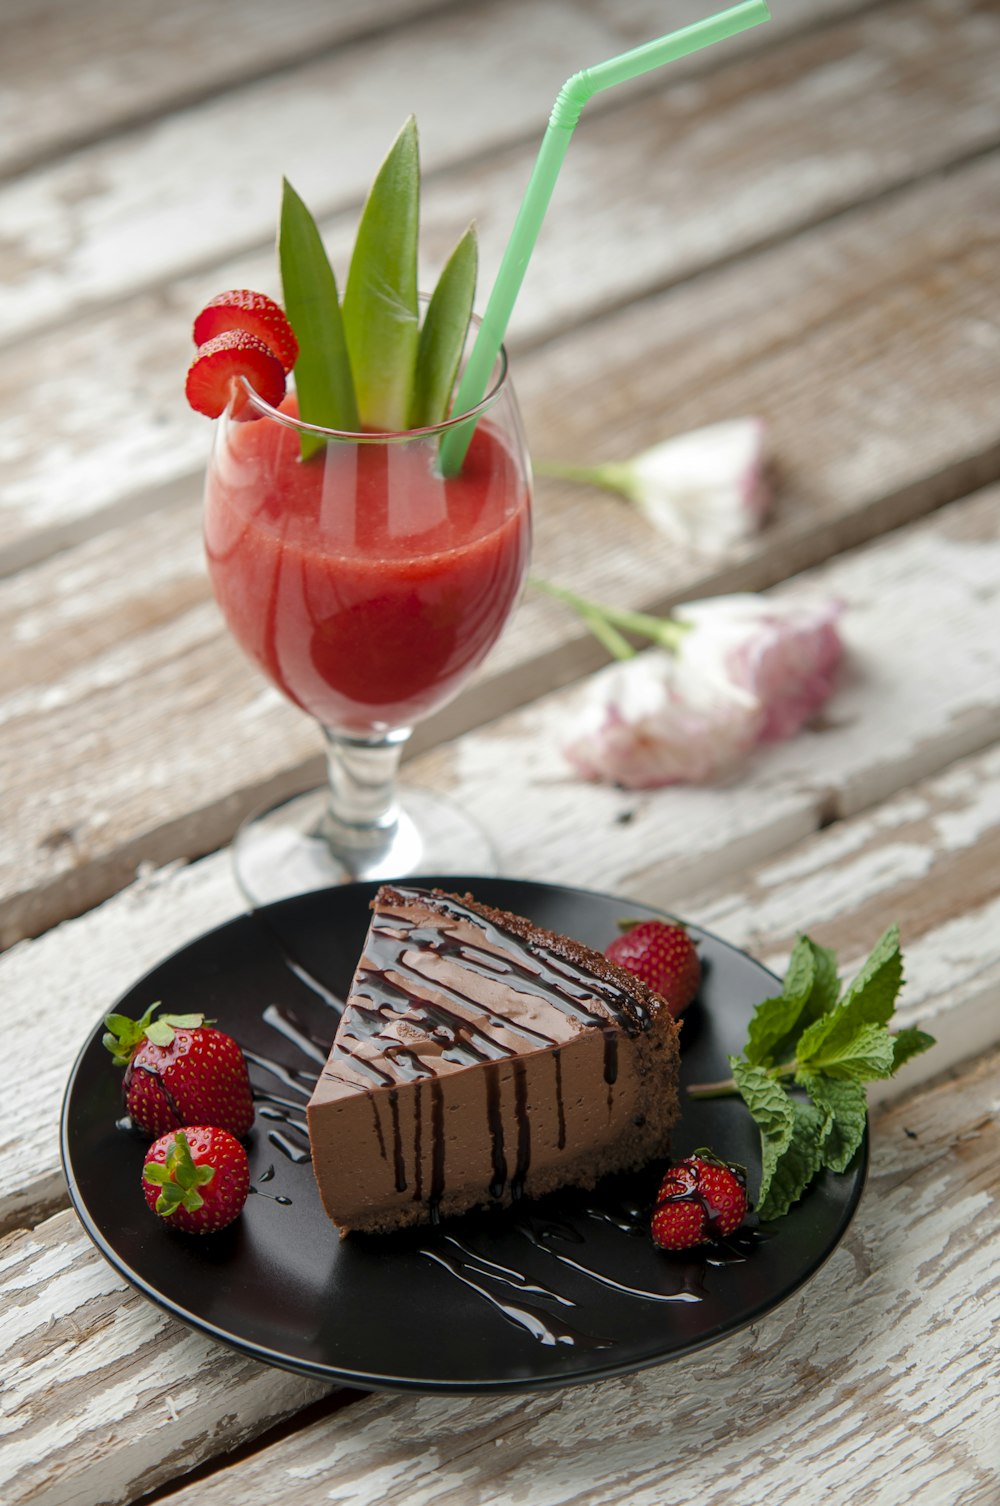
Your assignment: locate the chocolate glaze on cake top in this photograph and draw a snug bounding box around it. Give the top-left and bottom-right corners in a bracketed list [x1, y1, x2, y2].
[316, 887, 655, 1099]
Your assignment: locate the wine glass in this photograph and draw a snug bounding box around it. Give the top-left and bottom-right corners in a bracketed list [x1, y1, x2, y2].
[203, 339, 531, 904]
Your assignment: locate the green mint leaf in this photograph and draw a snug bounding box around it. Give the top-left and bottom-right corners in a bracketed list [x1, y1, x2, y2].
[795, 927, 904, 1069]
[798, 1072, 867, 1173]
[798, 1019, 897, 1080]
[731, 1057, 795, 1151]
[838, 924, 904, 1027]
[798, 938, 841, 1026]
[408, 224, 478, 429]
[758, 1099, 830, 1220]
[279, 176, 359, 455]
[343, 116, 420, 432]
[742, 991, 800, 1067]
[891, 1026, 936, 1070]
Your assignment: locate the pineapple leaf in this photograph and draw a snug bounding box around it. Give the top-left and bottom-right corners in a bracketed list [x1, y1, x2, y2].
[278, 177, 358, 457]
[342, 116, 420, 432]
[408, 224, 478, 429]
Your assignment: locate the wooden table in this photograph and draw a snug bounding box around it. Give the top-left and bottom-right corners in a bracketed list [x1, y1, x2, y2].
[4, 1, 999, 1501]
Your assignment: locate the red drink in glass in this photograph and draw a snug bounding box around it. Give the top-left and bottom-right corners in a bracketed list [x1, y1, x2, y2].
[205, 401, 531, 736]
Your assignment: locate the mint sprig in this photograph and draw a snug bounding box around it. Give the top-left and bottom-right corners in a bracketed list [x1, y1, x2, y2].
[690, 926, 935, 1220]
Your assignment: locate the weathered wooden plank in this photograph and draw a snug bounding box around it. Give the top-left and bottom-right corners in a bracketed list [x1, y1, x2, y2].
[422, 487, 1000, 907]
[4, 492, 999, 1229]
[0, 0, 770, 349]
[0, 0, 873, 181]
[5, 1048, 995, 1506]
[0, 1209, 332, 1506]
[0, 0, 452, 178]
[4, 275, 999, 961]
[146, 1050, 1000, 1506]
[4, 0, 1000, 569]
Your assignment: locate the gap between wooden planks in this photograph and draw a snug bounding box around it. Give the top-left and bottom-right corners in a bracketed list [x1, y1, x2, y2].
[4, 145, 1000, 945]
[3, 1048, 995, 1506]
[4, 0, 1000, 569]
[3, 487, 999, 1232]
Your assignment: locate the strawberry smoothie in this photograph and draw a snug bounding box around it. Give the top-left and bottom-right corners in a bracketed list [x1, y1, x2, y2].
[204, 403, 531, 734]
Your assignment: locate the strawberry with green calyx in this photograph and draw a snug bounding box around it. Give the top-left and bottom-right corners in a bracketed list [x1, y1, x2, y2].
[103, 1003, 255, 1138]
[142, 1127, 249, 1234]
[688, 926, 935, 1221]
[605, 919, 700, 1017]
[650, 1149, 749, 1251]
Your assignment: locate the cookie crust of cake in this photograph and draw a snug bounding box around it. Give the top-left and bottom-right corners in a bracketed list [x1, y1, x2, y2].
[307, 886, 683, 1235]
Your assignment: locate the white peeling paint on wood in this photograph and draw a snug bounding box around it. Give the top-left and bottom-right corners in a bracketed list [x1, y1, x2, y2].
[418, 488, 1000, 910]
[86, 1051, 1000, 1506]
[4, 2, 1000, 568]
[1, 1212, 327, 1506]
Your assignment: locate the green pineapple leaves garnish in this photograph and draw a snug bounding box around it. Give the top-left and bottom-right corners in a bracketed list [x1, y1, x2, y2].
[689, 926, 935, 1221]
[279, 117, 477, 450]
[343, 116, 420, 433]
[278, 177, 359, 455]
[409, 223, 478, 429]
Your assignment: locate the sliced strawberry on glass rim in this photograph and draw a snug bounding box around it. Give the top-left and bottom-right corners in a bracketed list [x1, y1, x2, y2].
[193, 289, 299, 371]
[185, 330, 287, 420]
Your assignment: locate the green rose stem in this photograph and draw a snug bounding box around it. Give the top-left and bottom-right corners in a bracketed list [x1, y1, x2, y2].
[438, 0, 771, 476]
[530, 575, 691, 661]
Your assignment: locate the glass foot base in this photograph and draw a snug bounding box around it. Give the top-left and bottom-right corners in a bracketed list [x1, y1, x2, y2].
[232, 785, 499, 906]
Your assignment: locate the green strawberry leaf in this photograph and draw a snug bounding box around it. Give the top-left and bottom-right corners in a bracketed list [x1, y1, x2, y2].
[798, 1072, 868, 1173]
[891, 1026, 936, 1070]
[343, 115, 420, 432]
[758, 1099, 830, 1220]
[279, 176, 359, 456]
[103, 1002, 161, 1065]
[154, 1183, 189, 1216]
[142, 1163, 170, 1186]
[408, 224, 478, 429]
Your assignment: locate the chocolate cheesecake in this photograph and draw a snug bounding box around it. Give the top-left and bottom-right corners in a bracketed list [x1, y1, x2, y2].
[307, 886, 682, 1235]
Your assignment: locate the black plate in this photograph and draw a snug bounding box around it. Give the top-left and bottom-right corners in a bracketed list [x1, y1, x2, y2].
[61, 877, 866, 1393]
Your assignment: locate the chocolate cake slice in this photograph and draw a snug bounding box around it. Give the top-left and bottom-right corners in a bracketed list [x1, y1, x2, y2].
[307, 886, 682, 1235]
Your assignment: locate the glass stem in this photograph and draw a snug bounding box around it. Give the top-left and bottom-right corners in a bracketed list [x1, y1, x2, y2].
[321, 727, 411, 853]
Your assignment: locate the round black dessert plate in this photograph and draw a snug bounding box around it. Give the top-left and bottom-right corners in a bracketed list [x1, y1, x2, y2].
[61, 877, 867, 1393]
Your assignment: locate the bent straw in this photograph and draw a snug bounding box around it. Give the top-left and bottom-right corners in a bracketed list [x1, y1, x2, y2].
[439, 0, 771, 475]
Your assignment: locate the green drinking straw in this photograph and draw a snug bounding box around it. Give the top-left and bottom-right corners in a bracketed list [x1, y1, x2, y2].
[439, 0, 771, 475]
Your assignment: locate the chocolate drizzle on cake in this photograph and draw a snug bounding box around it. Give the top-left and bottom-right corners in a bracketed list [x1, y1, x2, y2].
[306, 886, 681, 1236]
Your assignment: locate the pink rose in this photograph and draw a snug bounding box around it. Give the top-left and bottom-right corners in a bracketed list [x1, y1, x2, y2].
[564, 594, 844, 789]
[626, 419, 771, 547]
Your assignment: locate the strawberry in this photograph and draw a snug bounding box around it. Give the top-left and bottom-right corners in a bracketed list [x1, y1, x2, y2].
[142, 1126, 250, 1234]
[103, 1003, 255, 1137]
[185, 329, 286, 419]
[650, 1150, 748, 1251]
[606, 919, 700, 1016]
[192, 289, 299, 372]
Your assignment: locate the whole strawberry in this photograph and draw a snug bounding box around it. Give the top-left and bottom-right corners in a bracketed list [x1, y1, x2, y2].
[651, 1150, 748, 1251]
[103, 1003, 254, 1137]
[142, 1127, 250, 1234]
[606, 919, 700, 1016]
